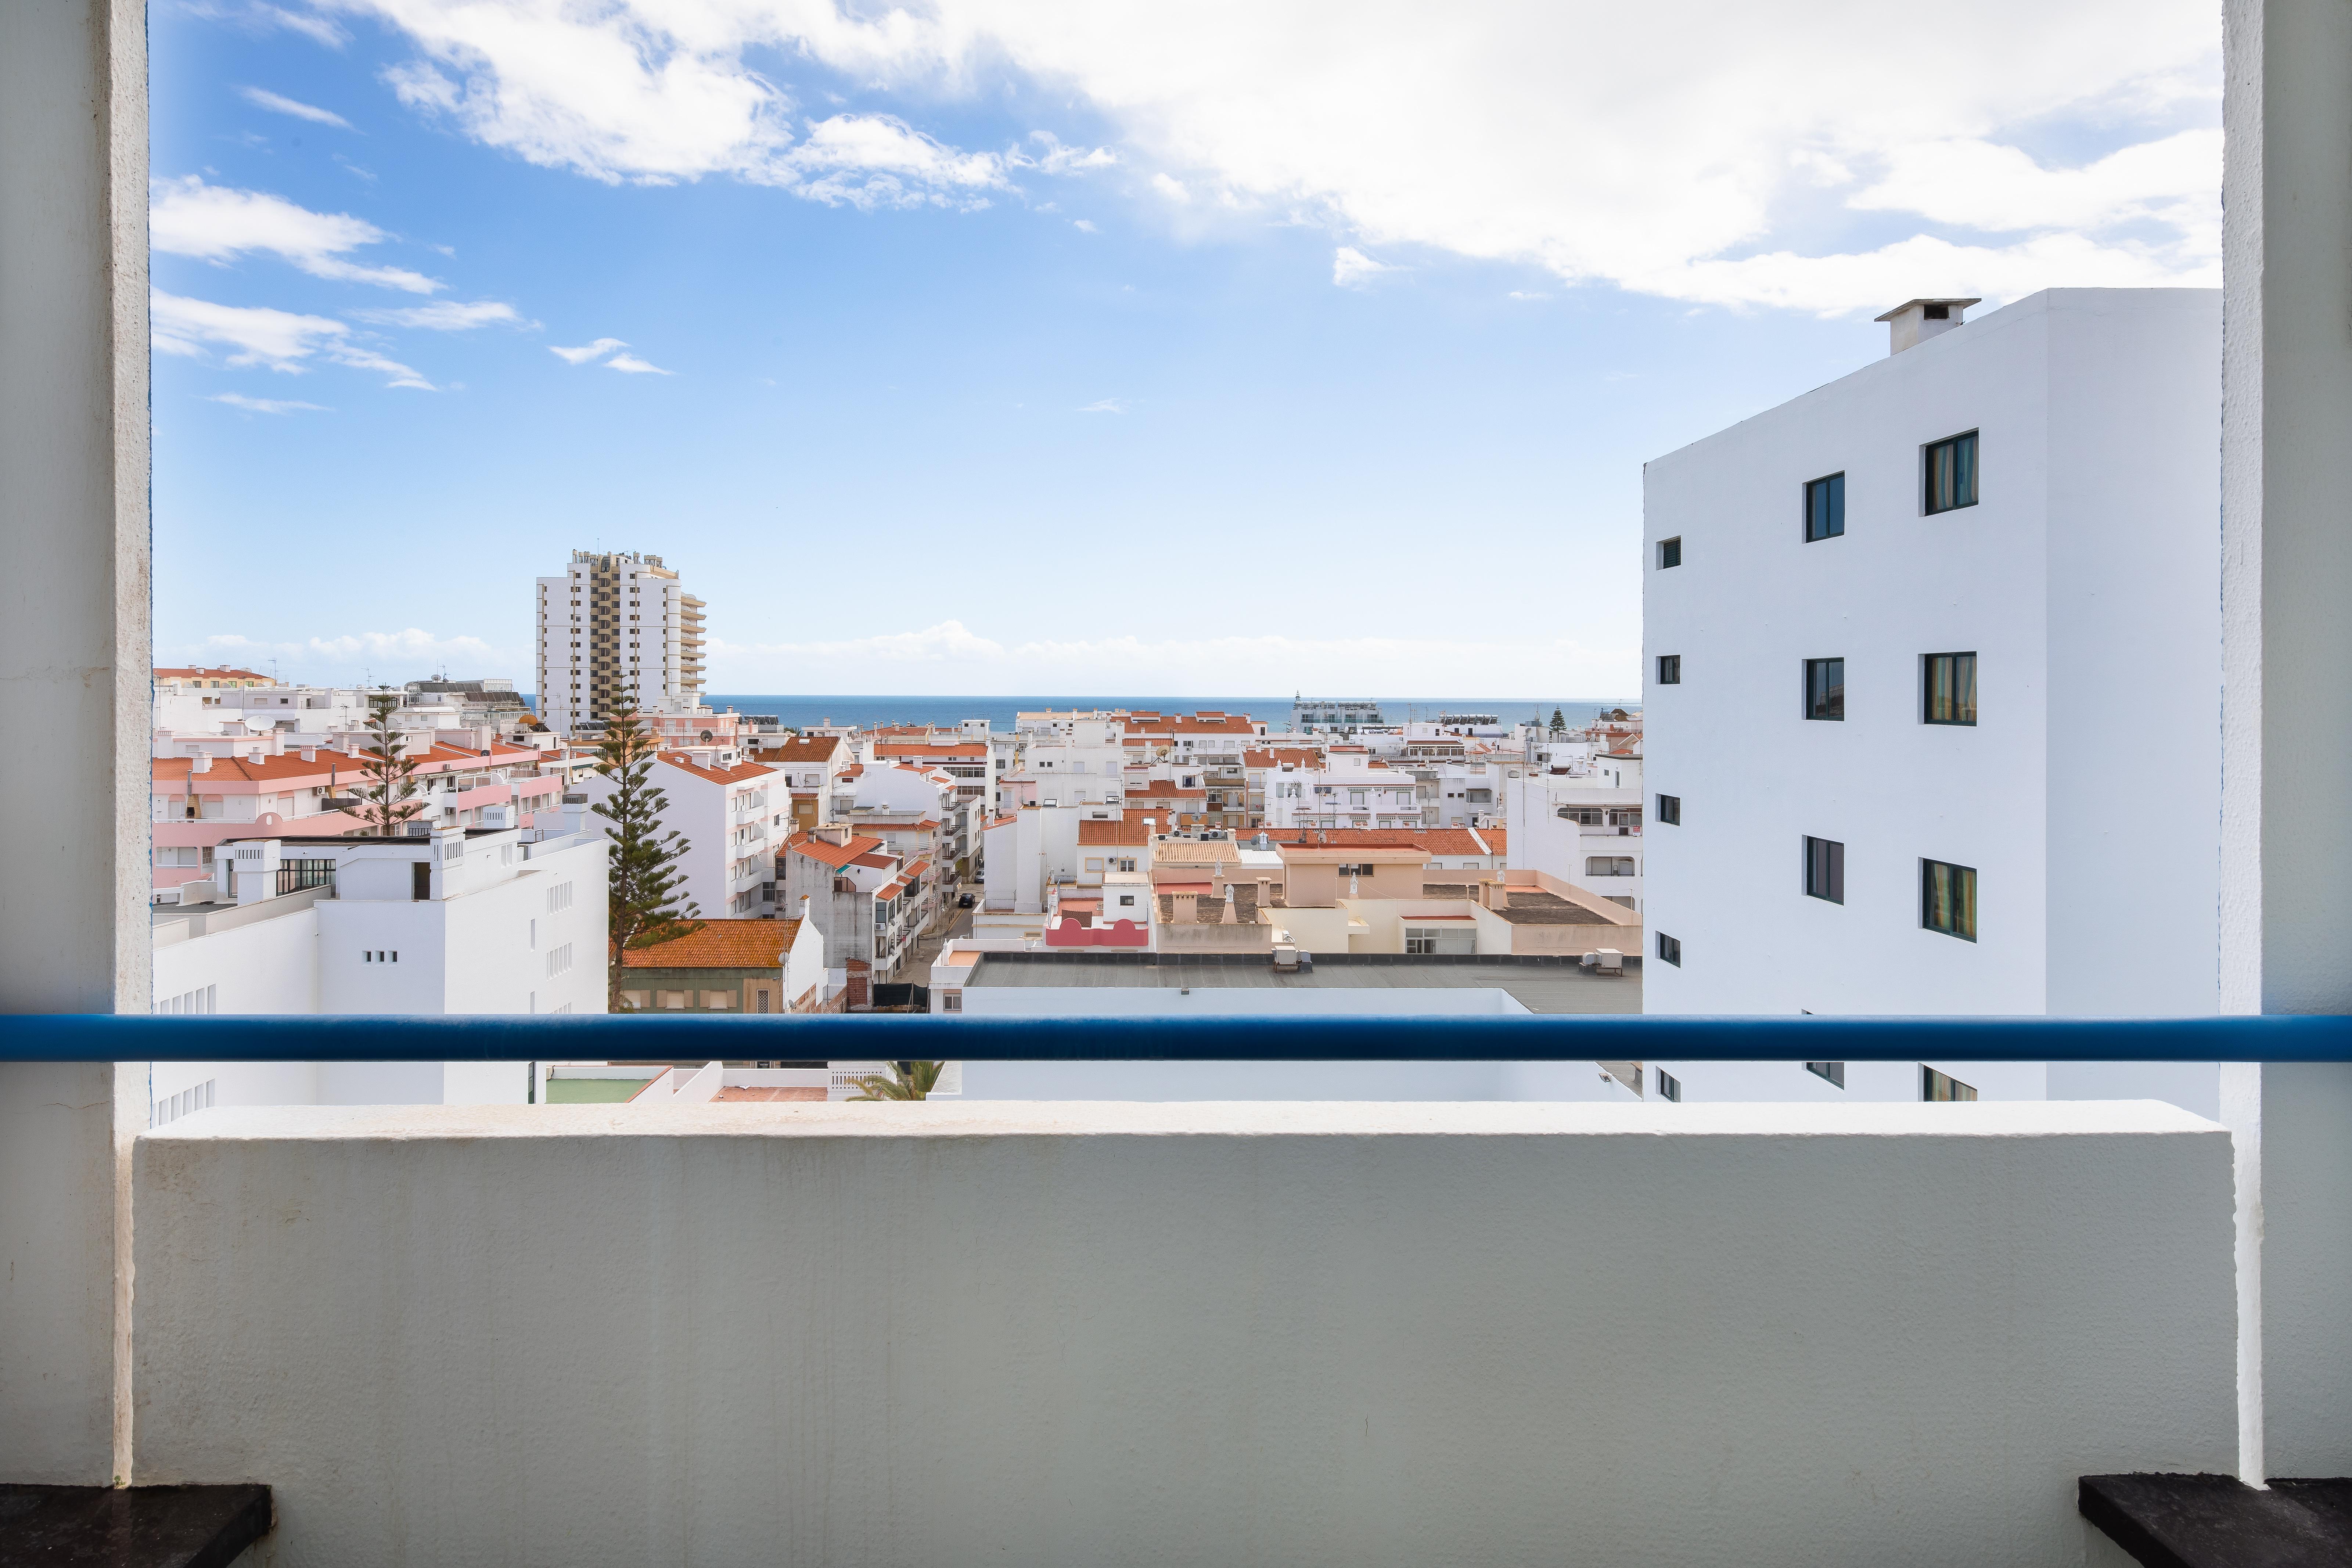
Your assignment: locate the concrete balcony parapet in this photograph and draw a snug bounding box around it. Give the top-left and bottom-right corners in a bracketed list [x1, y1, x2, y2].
[131, 1100, 2234, 1565]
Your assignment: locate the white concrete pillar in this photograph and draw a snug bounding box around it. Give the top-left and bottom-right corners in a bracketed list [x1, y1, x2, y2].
[0, 0, 151, 1484]
[2219, 0, 2352, 1481]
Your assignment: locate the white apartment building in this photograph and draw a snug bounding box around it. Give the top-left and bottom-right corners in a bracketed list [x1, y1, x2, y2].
[573, 751, 791, 918]
[1504, 763, 1646, 912]
[1259, 756, 1423, 831]
[535, 550, 707, 736]
[147, 822, 608, 1116]
[1643, 288, 2222, 1017]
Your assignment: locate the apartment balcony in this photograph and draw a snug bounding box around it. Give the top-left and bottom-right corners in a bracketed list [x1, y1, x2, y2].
[4, 1015, 2336, 1566]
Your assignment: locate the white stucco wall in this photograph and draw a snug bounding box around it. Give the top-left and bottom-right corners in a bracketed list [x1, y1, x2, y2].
[1643, 289, 2221, 1018]
[135, 1101, 2234, 1566]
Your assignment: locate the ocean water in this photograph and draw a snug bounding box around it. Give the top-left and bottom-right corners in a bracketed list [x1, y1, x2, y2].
[687, 695, 1639, 734]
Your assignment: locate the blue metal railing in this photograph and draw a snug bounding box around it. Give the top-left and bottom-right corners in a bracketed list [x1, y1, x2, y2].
[2, 1013, 2349, 1061]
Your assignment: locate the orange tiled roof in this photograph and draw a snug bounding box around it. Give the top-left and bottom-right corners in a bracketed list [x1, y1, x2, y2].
[151, 741, 542, 790]
[876, 742, 986, 758]
[787, 833, 886, 868]
[659, 752, 780, 785]
[1077, 818, 1152, 846]
[621, 918, 802, 969]
[155, 666, 273, 684]
[770, 736, 846, 763]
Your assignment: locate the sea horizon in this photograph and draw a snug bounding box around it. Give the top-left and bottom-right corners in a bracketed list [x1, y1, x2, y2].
[526, 694, 1640, 733]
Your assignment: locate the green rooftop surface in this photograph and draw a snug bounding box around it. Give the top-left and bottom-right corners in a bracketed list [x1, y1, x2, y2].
[546, 1077, 654, 1104]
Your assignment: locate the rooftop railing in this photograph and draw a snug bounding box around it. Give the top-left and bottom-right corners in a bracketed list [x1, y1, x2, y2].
[7, 1011, 2350, 1060]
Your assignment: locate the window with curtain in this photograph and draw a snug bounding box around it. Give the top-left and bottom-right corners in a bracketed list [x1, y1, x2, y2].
[1804, 471, 1845, 541]
[1921, 859, 1977, 941]
[1924, 652, 1977, 725]
[1803, 657, 1845, 720]
[1924, 431, 1978, 514]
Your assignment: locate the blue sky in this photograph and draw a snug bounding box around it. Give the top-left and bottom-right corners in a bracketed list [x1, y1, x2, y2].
[154, 0, 2220, 697]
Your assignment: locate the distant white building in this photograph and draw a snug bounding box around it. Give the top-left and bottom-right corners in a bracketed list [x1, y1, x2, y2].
[146, 821, 609, 1117]
[1291, 698, 1386, 733]
[1642, 289, 2222, 1017]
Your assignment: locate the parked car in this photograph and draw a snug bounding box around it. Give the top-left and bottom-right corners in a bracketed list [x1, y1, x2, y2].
[957, 892, 976, 908]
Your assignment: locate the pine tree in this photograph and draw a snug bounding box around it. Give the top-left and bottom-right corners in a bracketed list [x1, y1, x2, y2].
[593, 690, 702, 1010]
[353, 692, 428, 836]
[1550, 707, 1567, 732]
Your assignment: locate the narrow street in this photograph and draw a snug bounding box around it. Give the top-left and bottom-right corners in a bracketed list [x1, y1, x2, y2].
[902, 895, 974, 975]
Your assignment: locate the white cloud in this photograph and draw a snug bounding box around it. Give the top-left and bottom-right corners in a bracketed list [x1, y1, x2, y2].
[785, 113, 1007, 209]
[179, 627, 519, 683]
[152, 289, 435, 387]
[185, 1, 348, 48]
[708, 621, 1637, 697]
[238, 86, 352, 127]
[353, 299, 531, 330]
[1020, 131, 1118, 173]
[1332, 245, 1395, 287]
[605, 353, 672, 374]
[550, 337, 627, 364]
[1073, 218, 1098, 232]
[1151, 172, 1191, 204]
[1851, 127, 2220, 236]
[150, 175, 440, 292]
[209, 392, 330, 413]
[332, 0, 2220, 312]
[324, 343, 435, 389]
[152, 289, 347, 368]
[1076, 397, 1125, 413]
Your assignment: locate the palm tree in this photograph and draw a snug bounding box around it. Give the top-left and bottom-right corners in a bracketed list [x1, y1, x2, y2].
[846, 1061, 944, 1100]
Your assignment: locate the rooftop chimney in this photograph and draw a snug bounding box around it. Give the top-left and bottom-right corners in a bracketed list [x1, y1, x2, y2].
[1874, 298, 1980, 356]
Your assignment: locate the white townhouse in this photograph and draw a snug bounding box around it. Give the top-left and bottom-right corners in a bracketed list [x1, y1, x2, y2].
[575, 751, 793, 918]
[1641, 288, 2222, 1019]
[146, 820, 609, 1116]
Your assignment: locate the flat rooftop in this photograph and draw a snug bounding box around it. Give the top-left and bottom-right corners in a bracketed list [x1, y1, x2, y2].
[966, 952, 1641, 1015]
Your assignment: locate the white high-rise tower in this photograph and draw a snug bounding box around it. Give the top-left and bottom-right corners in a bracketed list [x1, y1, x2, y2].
[535, 550, 706, 735]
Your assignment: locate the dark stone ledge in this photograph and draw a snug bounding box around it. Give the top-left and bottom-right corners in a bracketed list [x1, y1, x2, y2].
[2081, 1473, 2352, 1567]
[0, 1485, 270, 1568]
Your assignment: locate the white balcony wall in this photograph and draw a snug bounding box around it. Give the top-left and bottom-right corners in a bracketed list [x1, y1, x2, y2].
[136, 1102, 2232, 1567]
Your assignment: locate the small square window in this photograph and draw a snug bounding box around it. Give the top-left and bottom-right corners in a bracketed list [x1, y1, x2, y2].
[1922, 859, 1977, 941]
[1656, 932, 1682, 966]
[1803, 657, 1845, 721]
[1806, 1061, 1846, 1089]
[1656, 793, 1681, 826]
[1658, 536, 1682, 569]
[1925, 431, 1979, 514]
[1656, 1070, 1682, 1103]
[1924, 652, 1977, 726]
[1804, 472, 1845, 541]
[1922, 1066, 1979, 1101]
[1803, 835, 1844, 903]
[1657, 654, 1681, 686]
